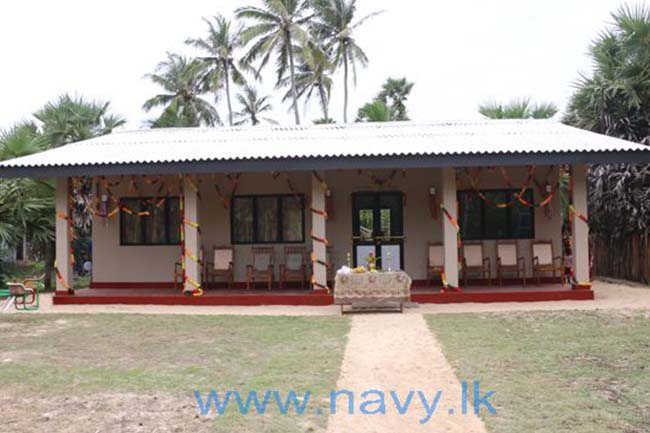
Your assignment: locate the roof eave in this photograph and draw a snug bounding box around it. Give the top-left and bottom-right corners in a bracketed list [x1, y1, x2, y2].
[1, 150, 650, 178]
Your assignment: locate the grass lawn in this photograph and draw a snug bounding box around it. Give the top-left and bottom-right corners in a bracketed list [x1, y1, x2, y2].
[0, 313, 350, 433]
[426, 310, 650, 433]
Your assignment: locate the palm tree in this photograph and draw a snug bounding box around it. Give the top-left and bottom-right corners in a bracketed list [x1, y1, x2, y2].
[234, 85, 277, 126]
[564, 4, 650, 244]
[34, 95, 125, 147]
[356, 100, 392, 122]
[279, 42, 334, 120]
[479, 98, 558, 119]
[236, 0, 311, 125]
[186, 15, 248, 126]
[0, 124, 55, 290]
[311, 0, 383, 123]
[377, 77, 414, 121]
[143, 53, 220, 127]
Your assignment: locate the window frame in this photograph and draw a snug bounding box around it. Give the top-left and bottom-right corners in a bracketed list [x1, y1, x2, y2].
[457, 188, 535, 241]
[119, 196, 181, 246]
[230, 194, 306, 245]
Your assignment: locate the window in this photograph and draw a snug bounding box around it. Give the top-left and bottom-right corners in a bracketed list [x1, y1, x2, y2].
[120, 197, 181, 245]
[231, 194, 305, 244]
[457, 189, 534, 240]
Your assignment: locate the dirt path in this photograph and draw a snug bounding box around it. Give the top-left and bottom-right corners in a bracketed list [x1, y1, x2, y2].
[326, 313, 487, 433]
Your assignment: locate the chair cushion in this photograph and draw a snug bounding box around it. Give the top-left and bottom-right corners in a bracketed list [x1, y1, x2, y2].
[254, 254, 271, 271]
[464, 245, 483, 267]
[428, 245, 444, 267]
[285, 253, 303, 271]
[214, 249, 233, 271]
[498, 244, 517, 266]
[533, 243, 553, 266]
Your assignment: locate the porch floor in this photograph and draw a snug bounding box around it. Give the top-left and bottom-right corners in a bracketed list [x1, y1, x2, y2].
[53, 284, 594, 306]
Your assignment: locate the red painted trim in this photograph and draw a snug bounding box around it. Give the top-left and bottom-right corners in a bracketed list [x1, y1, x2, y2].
[90, 282, 177, 289]
[54, 287, 593, 306]
[412, 277, 562, 287]
[54, 292, 334, 306]
[411, 289, 594, 304]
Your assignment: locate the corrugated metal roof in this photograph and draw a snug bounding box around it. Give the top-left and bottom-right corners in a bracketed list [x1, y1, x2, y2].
[1, 120, 649, 175]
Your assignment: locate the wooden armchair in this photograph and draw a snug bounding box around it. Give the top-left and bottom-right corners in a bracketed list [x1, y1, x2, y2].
[496, 241, 526, 286]
[427, 242, 444, 286]
[205, 246, 234, 288]
[532, 240, 563, 285]
[462, 243, 491, 286]
[246, 247, 275, 289]
[279, 246, 307, 288]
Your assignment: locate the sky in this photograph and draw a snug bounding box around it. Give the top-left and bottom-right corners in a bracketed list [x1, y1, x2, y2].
[0, 0, 630, 130]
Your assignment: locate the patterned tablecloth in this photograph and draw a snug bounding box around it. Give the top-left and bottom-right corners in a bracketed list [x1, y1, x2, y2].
[334, 271, 412, 305]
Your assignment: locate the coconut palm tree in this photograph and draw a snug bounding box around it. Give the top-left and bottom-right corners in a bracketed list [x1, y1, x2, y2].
[236, 0, 311, 125]
[34, 95, 125, 148]
[186, 15, 248, 126]
[377, 77, 414, 121]
[234, 85, 277, 126]
[143, 53, 220, 127]
[311, 0, 383, 123]
[279, 42, 334, 120]
[479, 98, 558, 119]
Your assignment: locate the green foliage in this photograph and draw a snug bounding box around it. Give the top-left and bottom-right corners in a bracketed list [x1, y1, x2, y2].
[186, 14, 249, 126]
[234, 85, 276, 126]
[356, 100, 392, 122]
[34, 94, 125, 148]
[479, 97, 558, 119]
[143, 53, 221, 127]
[311, 0, 383, 122]
[356, 77, 414, 122]
[376, 77, 414, 121]
[236, 0, 312, 124]
[279, 41, 334, 120]
[564, 4, 650, 240]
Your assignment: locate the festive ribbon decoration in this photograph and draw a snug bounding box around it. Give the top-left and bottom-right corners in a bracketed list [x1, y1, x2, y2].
[569, 205, 589, 224]
[54, 261, 72, 293]
[309, 171, 331, 293]
[439, 203, 463, 292]
[358, 169, 399, 188]
[440, 204, 460, 232]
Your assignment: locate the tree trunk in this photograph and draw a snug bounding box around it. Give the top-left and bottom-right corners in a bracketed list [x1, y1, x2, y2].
[286, 32, 301, 125]
[319, 84, 329, 120]
[43, 240, 55, 292]
[224, 61, 233, 127]
[343, 47, 349, 123]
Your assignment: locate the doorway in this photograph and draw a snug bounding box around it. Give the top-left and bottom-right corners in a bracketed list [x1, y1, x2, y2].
[352, 191, 404, 270]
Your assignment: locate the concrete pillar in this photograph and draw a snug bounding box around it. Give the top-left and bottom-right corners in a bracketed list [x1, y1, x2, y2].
[311, 171, 328, 292]
[55, 177, 73, 293]
[441, 167, 459, 287]
[183, 176, 202, 293]
[571, 164, 590, 284]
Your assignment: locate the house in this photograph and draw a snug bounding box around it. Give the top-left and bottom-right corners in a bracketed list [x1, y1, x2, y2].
[1, 119, 649, 306]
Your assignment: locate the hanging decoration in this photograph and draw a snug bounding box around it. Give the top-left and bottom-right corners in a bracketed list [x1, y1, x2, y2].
[428, 187, 439, 220]
[358, 169, 400, 188]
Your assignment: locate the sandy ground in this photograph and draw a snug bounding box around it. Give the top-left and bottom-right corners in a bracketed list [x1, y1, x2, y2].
[12, 279, 649, 316]
[0, 392, 213, 433]
[326, 314, 487, 433]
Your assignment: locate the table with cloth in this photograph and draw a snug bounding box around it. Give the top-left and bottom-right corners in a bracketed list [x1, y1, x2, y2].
[334, 271, 412, 313]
